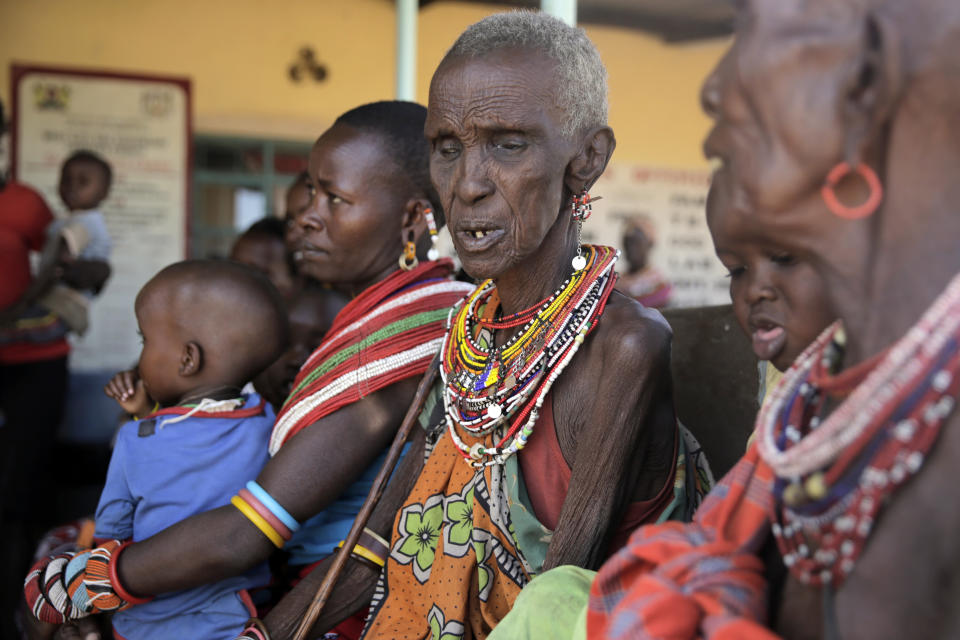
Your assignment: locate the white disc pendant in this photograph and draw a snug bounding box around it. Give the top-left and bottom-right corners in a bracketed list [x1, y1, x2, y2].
[427, 247, 439, 261]
[486, 403, 503, 420]
[572, 254, 587, 271]
[469, 442, 485, 460]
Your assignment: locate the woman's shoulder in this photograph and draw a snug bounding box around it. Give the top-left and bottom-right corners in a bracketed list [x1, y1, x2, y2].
[592, 291, 672, 369]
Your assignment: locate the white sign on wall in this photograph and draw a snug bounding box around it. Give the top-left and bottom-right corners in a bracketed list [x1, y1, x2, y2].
[13, 65, 191, 371]
[589, 164, 729, 308]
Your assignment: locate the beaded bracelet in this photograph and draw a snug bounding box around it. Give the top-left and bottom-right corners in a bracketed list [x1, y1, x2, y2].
[108, 541, 154, 606]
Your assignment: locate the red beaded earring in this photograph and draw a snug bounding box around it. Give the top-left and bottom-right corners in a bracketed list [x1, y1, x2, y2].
[570, 188, 596, 271]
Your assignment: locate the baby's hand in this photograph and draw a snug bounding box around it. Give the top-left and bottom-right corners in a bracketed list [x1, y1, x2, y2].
[104, 369, 153, 417]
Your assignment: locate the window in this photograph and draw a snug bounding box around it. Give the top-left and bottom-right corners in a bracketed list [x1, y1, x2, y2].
[191, 135, 312, 258]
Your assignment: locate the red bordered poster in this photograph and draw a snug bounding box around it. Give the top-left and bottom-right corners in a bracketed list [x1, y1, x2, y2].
[11, 64, 192, 370]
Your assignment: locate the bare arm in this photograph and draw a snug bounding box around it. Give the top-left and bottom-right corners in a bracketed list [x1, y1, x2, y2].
[264, 428, 429, 640]
[60, 258, 111, 293]
[544, 301, 675, 571]
[0, 240, 67, 323]
[117, 376, 421, 595]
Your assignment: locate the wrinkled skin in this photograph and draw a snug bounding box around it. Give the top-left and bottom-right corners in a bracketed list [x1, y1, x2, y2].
[704, 0, 960, 637]
[426, 47, 677, 571]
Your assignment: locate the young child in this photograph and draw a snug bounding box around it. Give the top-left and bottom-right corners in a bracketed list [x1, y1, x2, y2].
[253, 280, 347, 411]
[706, 197, 835, 401]
[57, 149, 112, 261]
[95, 259, 288, 639]
[230, 216, 297, 300]
[28, 150, 115, 335]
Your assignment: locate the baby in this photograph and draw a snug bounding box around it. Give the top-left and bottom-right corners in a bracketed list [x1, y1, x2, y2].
[707, 196, 835, 404]
[56, 149, 113, 269]
[230, 217, 297, 300]
[253, 280, 347, 411]
[32, 150, 115, 334]
[95, 259, 288, 639]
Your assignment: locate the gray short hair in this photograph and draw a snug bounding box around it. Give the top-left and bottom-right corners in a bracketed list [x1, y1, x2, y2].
[443, 11, 608, 137]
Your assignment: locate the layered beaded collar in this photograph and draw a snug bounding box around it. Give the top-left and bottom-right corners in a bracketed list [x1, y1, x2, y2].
[757, 272, 960, 587]
[440, 245, 619, 467]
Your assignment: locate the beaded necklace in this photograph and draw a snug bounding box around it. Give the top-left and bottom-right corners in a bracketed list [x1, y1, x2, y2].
[757, 272, 960, 587]
[440, 245, 618, 467]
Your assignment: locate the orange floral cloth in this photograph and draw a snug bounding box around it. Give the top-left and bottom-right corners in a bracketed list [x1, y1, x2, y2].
[362, 434, 531, 639]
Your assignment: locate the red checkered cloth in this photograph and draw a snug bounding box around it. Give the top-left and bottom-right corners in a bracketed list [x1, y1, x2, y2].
[587, 444, 779, 639]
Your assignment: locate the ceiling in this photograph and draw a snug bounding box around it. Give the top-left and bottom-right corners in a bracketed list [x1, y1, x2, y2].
[419, 0, 735, 41]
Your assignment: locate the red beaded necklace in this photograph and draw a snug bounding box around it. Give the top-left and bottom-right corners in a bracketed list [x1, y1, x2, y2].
[441, 245, 619, 466]
[757, 272, 960, 587]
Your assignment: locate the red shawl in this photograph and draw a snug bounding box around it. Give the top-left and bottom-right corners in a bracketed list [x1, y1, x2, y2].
[269, 260, 474, 455]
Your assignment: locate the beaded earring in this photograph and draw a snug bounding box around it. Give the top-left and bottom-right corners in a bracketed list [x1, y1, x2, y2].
[425, 207, 440, 261]
[399, 230, 418, 271]
[570, 188, 594, 271]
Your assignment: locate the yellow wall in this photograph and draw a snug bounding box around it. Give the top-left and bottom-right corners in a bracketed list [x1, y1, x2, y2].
[0, 0, 728, 167]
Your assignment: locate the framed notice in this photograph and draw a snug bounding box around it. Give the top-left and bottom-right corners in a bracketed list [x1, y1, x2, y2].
[11, 64, 191, 371]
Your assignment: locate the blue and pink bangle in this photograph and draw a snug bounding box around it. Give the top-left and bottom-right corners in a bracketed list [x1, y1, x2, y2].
[230, 481, 300, 549]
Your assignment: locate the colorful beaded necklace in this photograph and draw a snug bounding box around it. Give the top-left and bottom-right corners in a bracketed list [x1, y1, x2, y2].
[757, 271, 960, 587]
[440, 244, 619, 467]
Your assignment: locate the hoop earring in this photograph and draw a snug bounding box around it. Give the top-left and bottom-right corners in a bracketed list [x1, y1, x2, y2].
[821, 162, 883, 220]
[399, 235, 418, 271]
[424, 207, 440, 261]
[570, 188, 594, 271]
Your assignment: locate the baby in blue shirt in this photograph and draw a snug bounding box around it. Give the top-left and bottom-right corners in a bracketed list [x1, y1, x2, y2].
[96, 259, 289, 640]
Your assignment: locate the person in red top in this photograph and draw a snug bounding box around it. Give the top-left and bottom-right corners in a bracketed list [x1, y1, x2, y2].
[0, 99, 72, 640]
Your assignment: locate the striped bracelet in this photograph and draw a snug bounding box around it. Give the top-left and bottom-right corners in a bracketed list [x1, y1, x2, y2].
[236, 616, 271, 640]
[230, 482, 300, 549]
[336, 527, 390, 569]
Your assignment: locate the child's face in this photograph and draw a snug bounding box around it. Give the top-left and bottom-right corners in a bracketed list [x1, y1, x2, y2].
[134, 287, 188, 405]
[253, 289, 342, 408]
[230, 234, 296, 300]
[59, 160, 108, 211]
[709, 206, 834, 372]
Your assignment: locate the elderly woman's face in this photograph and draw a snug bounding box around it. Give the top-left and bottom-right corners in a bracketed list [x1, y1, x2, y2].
[426, 50, 578, 280]
[702, 0, 871, 257]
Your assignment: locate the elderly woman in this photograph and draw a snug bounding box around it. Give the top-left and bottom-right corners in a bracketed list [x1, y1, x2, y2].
[265, 12, 698, 640]
[502, 1, 960, 639]
[22, 101, 475, 640]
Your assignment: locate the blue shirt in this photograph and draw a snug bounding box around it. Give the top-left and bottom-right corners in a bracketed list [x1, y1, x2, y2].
[95, 394, 273, 640]
[50, 209, 112, 261]
[285, 442, 410, 567]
